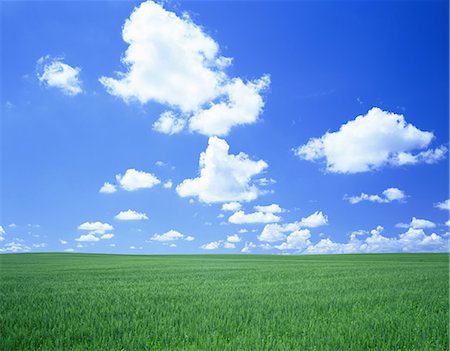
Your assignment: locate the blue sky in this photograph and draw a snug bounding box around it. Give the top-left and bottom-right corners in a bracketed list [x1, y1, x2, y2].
[1, 0, 449, 254]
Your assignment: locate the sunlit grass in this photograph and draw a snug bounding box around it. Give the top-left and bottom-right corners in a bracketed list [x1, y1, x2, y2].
[0, 253, 448, 350]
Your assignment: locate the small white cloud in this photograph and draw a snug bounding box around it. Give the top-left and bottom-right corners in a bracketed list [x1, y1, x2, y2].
[410, 217, 436, 229]
[255, 178, 276, 186]
[150, 229, 184, 242]
[228, 210, 280, 224]
[345, 187, 406, 204]
[99, 182, 117, 194]
[201, 241, 221, 250]
[78, 222, 113, 234]
[116, 169, 160, 191]
[169, 243, 177, 248]
[64, 248, 75, 252]
[163, 180, 173, 189]
[75, 233, 100, 242]
[295, 108, 446, 173]
[253, 204, 284, 213]
[227, 234, 241, 243]
[115, 210, 149, 221]
[176, 137, 267, 203]
[0, 226, 5, 240]
[32, 243, 47, 248]
[59, 240, 68, 245]
[298, 211, 328, 228]
[221, 202, 242, 212]
[185, 236, 195, 241]
[223, 242, 236, 249]
[155, 161, 167, 167]
[8, 223, 16, 228]
[241, 241, 256, 253]
[435, 199, 450, 211]
[37, 56, 82, 95]
[100, 233, 114, 240]
[153, 111, 186, 135]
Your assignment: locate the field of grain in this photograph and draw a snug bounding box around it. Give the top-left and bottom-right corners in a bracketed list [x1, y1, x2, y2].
[0, 253, 448, 350]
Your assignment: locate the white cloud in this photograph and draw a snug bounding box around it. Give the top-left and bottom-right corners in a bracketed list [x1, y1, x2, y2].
[223, 242, 236, 249]
[0, 242, 31, 252]
[254, 204, 284, 213]
[298, 211, 328, 228]
[275, 229, 311, 251]
[99, 1, 269, 136]
[258, 211, 328, 242]
[345, 187, 406, 204]
[238, 229, 248, 234]
[99, 182, 117, 194]
[64, 248, 75, 252]
[435, 199, 450, 211]
[32, 243, 47, 248]
[8, 223, 16, 228]
[185, 236, 195, 241]
[115, 209, 149, 221]
[116, 168, 160, 191]
[78, 222, 114, 234]
[189, 76, 270, 136]
[59, 240, 68, 245]
[255, 178, 276, 186]
[228, 210, 280, 224]
[201, 241, 221, 250]
[221, 202, 242, 212]
[150, 229, 184, 241]
[227, 234, 241, 243]
[0, 226, 5, 241]
[75, 233, 100, 242]
[241, 241, 256, 253]
[303, 226, 447, 254]
[163, 180, 173, 189]
[176, 137, 267, 203]
[100, 233, 115, 240]
[153, 111, 186, 135]
[295, 108, 446, 173]
[37, 56, 82, 95]
[410, 217, 436, 229]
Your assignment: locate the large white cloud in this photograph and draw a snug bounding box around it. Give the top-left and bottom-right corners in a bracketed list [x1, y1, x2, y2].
[116, 169, 160, 191]
[115, 210, 149, 221]
[294, 108, 446, 173]
[228, 210, 280, 224]
[176, 137, 268, 203]
[275, 229, 311, 250]
[345, 187, 406, 204]
[99, 1, 269, 136]
[37, 56, 82, 95]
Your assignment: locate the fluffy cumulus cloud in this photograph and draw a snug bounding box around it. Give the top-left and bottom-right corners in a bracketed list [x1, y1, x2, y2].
[99, 1, 269, 136]
[254, 204, 284, 213]
[258, 211, 328, 243]
[176, 137, 268, 203]
[227, 234, 241, 243]
[152, 111, 186, 135]
[409, 217, 436, 229]
[221, 202, 242, 212]
[294, 108, 446, 173]
[99, 182, 117, 194]
[201, 241, 221, 250]
[115, 209, 149, 221]
[241, 241, 257, 253]
[37, 56, 82, 95]
[116, 169, 160, 191]
[228, 210, 280, 224]
[435, 199, 450, 211]
[345, 187, 406, 204]
[275, 229, 311, 251]
[150, 229, 191, 242]
[76, 221, 114, 242]
[303, 226, 447, 254]
[0, 242, 31, 253]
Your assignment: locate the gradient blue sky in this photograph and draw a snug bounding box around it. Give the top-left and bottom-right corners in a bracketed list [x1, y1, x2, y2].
[1, 0, 449, 254]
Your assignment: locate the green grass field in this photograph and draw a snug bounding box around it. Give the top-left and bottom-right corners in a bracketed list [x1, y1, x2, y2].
[0, 253, 448, 350]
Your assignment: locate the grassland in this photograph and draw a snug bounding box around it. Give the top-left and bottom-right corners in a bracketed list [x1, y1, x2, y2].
[0, 253, 448, 350]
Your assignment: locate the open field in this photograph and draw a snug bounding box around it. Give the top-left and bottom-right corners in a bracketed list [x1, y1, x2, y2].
[0, 253, 448, 350]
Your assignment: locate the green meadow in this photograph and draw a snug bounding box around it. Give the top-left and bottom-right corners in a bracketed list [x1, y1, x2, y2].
[0, 253, 448, 350]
